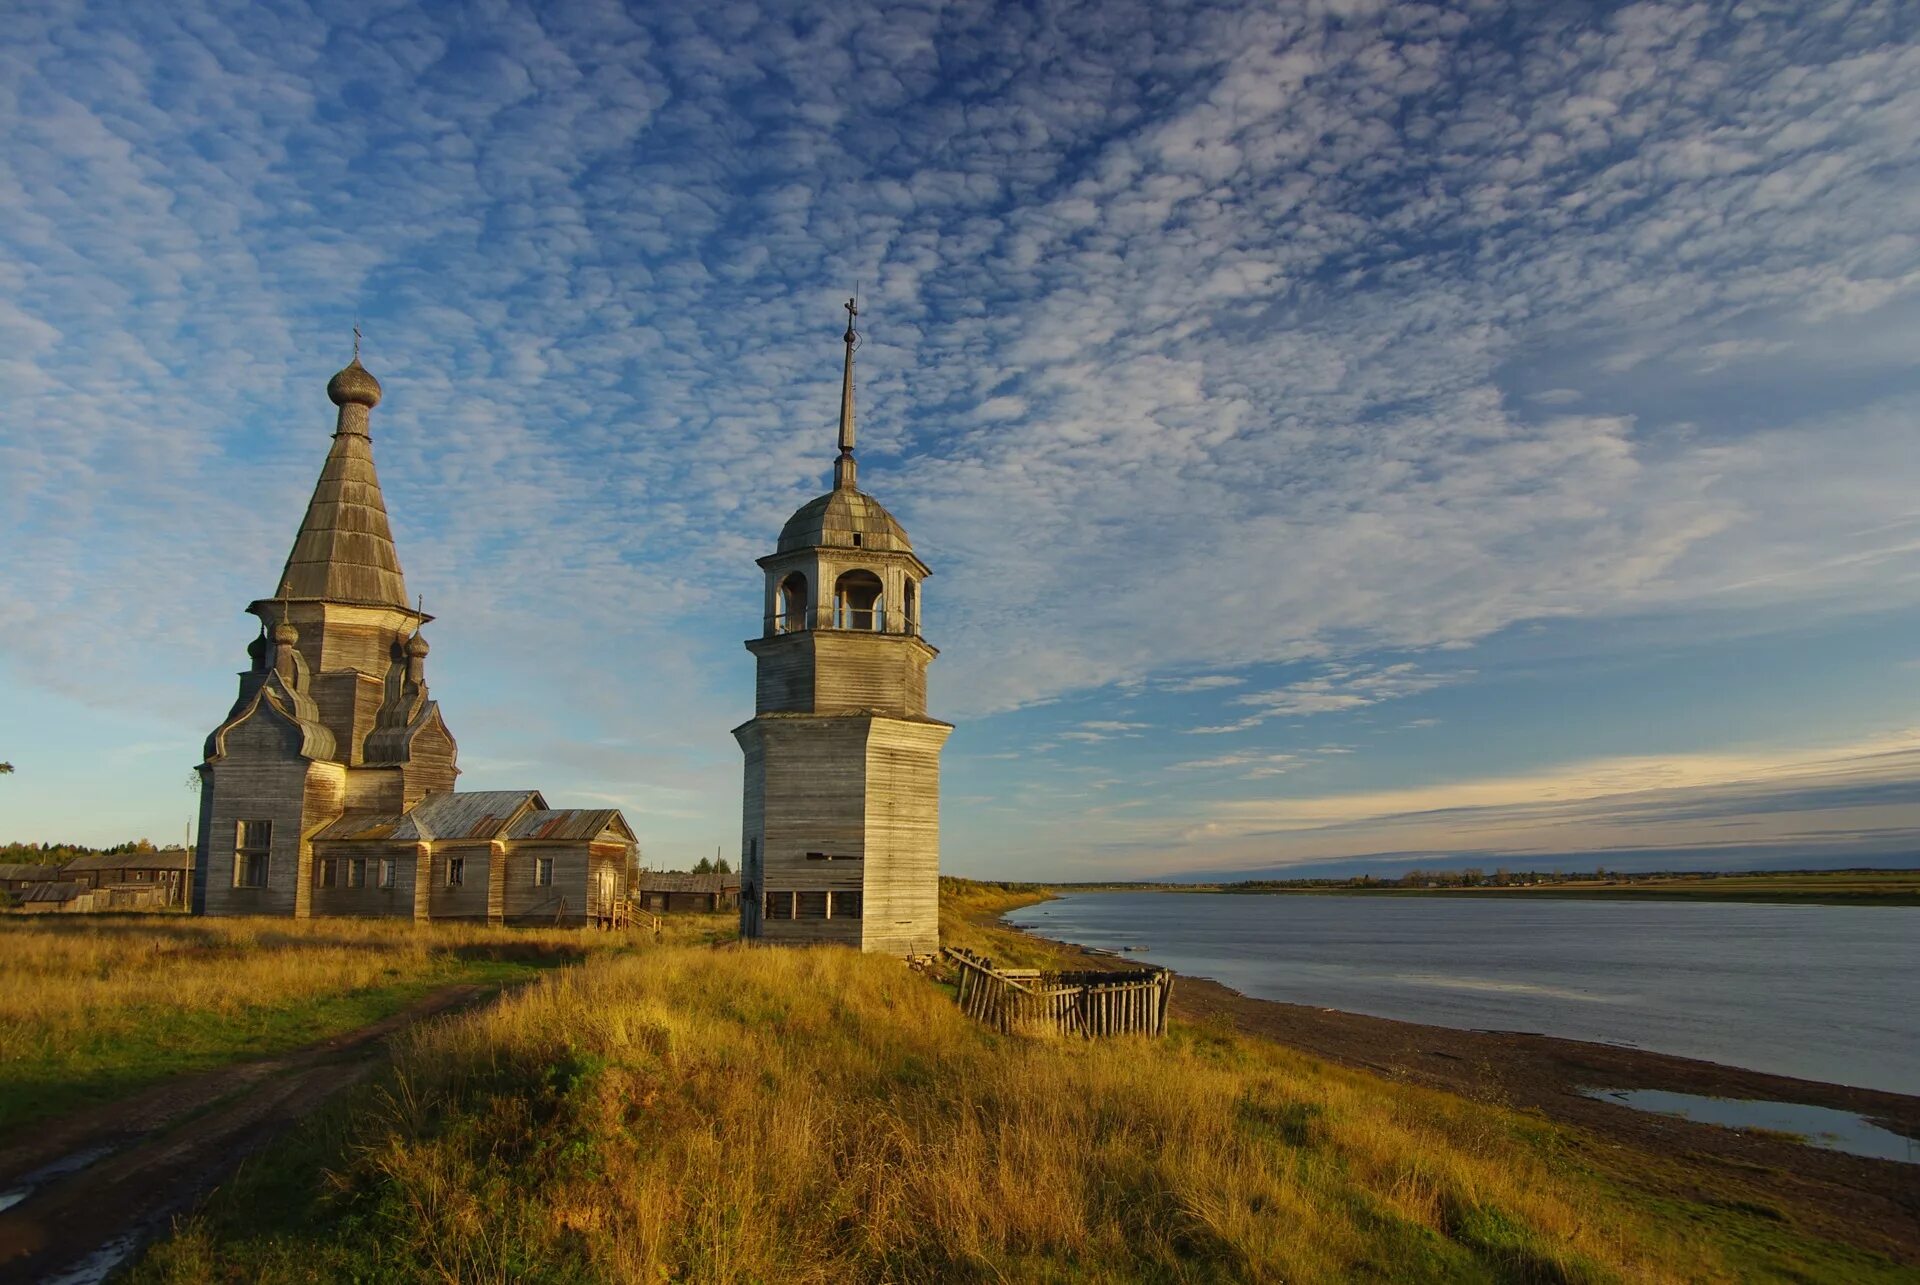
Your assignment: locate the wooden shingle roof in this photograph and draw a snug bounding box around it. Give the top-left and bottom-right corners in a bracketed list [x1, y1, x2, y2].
[274, 363, 410, 608]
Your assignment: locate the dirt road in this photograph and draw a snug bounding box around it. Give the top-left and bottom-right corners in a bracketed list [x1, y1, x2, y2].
[0, 984, 491, 1285]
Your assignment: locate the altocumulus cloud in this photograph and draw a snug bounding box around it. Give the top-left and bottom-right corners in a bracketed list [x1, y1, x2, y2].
[2, 0, 1919, 866]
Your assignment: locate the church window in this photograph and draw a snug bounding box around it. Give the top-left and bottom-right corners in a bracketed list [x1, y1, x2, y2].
[234, 820, 271, 888]
[318, 859, 337, 889]
[830, 891, 863, 919]
[851, 533, 863, 547]
[904, 579, 918, 634]
[796, 890, 828, 919]
[535, 857, 554, 887]
[833, 570, 884, 630]
[764, 889, 796, 920]
[348, 859, 366, 889]
[377, 858, 395, 890]
[447, 857, 465, 887]
[777, 574, 809, 633]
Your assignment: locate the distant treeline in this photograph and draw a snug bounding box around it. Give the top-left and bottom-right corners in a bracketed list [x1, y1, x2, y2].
[1, 839, 174, 866]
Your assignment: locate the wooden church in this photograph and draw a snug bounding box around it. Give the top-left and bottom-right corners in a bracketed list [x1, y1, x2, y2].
[193, 347, 635, 922]
[734, 302, 953, 956]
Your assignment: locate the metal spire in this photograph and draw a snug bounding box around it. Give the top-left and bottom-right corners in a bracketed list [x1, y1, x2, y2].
[834, 297, 858, 490]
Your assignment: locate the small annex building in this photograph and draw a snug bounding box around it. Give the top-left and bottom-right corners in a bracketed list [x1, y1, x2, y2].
[312, 790, 636, 921]
[193, 348, 637, 924]
[636, 871, 741, 914]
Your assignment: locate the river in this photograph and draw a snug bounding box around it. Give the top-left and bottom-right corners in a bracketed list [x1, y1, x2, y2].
[1003, 893, 1920, 1094]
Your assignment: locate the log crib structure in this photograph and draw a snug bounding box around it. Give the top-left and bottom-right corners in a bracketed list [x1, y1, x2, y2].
[944, 947, 1173, 1039]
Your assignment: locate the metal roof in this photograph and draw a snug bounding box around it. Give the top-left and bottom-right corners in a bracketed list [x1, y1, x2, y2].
[315, 790, 548, 843]
[504, 809, 633, 842]
[777, 487, 913, 555]
[639, 871, 740, 894]
[19, 881, 86, 903]
[61, 850, 192, 873]
[0, 863, 64, 882]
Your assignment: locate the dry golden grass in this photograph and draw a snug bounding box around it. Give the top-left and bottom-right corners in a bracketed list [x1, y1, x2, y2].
[143, 941, 1735, 1283]
[0, 913, 729, 1136]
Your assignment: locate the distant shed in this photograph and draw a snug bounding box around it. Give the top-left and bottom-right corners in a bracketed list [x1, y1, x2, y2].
[16, 881, 89, 913]
[637, 871, 740, 914]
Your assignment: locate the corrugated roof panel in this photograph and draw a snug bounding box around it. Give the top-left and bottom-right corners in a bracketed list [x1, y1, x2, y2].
[504, 808, 627, 842]
[407, 790, 544, 840]
[20, 881, 86, 903]
[0, 863, 64, 882]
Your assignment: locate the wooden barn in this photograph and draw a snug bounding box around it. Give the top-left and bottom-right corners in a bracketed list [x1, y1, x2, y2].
[15, 882, 88, 913]
[733, 302, 951, 956]
[59, 849, 193, 908]
[192, 350, 638, 921]
[0, 864, 64, 896]
[636, 871, 740, 914]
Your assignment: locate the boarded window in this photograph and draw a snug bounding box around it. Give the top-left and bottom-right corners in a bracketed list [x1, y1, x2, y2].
[348, 859, 365, 889]
[377, 858, 394, 889]
[796, 890, 828, 919]
[535, 857, 554, 887]
[831, 890, 863, 919]
[318, 859, 337, 889]
[764, 890, 795, 920]
[447, 857, 465, 887]
[234, 819, 271, 888]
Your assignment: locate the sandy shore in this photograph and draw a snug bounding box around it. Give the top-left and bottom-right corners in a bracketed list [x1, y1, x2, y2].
[1015, 922, 1920, 1267]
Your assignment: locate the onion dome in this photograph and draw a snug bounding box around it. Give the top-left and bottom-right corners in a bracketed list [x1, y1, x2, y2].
[246, 631, 269, 667]
[406, 632, 430, 657]
[271, 620, 299, 646]
[326, 357, 382, 408]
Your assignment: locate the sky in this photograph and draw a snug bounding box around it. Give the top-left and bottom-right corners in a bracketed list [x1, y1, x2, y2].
[2, 0, 1917, 880]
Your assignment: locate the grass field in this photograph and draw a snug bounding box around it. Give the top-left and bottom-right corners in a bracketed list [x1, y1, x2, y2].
[115, 887, 1910, 1284]
[0, 913, 731, 1140]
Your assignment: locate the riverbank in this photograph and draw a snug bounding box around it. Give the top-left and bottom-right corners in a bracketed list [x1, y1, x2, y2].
[978, 884, 1920, 1273]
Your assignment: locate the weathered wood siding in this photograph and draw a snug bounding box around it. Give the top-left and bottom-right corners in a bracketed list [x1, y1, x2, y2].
[495, 839, 622, 923]
[308, 843, 416, 917]
[861, 717, 950, 956]
[740, 717, 868, 946]
[810, 634, 932, 717]
[198, 713, 346, 918]
[343, 764, 405, 813]
[402, 713, 459, 804]
[425, 842, 493, 919]
[751, 635, 816, 711]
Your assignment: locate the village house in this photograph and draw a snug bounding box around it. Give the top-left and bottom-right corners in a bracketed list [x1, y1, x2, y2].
[193, 347, 636, 923]
[0, 863, 64, 897]
[734, 302, 952, 956]
[59, 849, 193, 910]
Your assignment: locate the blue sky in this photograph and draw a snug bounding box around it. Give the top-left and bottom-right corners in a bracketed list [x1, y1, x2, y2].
[2, 0, 1917, 878]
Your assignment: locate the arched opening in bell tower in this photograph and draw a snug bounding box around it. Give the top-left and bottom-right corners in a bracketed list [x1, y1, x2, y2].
[833, 570, 885, 631]
[777, 573, 810, 633]
[903, 578, 918, 636]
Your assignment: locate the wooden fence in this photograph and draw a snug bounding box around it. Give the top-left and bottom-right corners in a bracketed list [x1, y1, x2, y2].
[944, 947, 1172, 1038]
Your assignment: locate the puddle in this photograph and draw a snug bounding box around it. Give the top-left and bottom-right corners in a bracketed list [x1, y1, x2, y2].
[41, 1232, 140, 1285]
[0, 1142, 120, 1213]
[1585, 1088, 1919, 1164]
